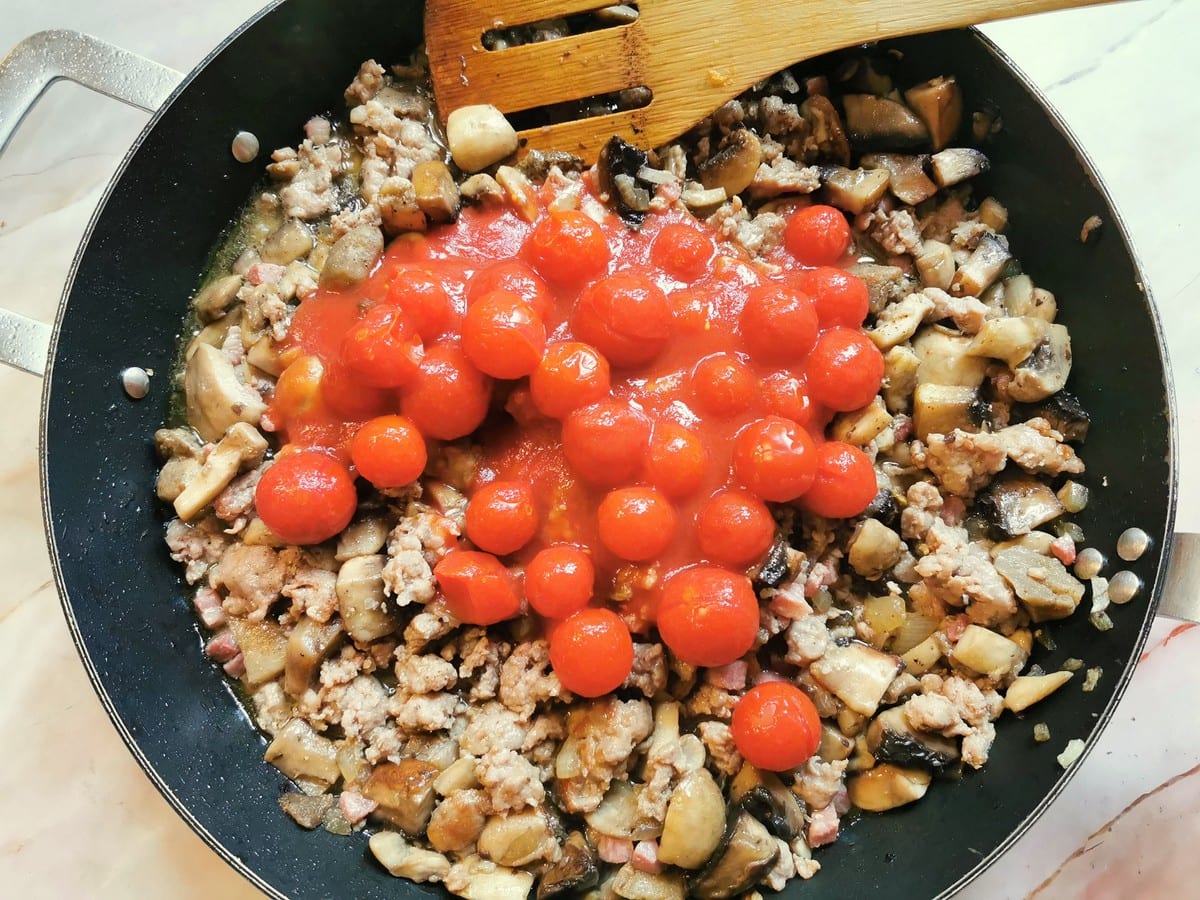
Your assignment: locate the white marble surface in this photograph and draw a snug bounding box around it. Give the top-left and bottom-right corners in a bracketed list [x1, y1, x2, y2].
[0, 1, 1197, 897]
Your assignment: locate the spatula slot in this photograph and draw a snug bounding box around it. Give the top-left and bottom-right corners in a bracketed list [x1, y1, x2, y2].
[481, 3, 639, 50]
[509, 84, 652, 135]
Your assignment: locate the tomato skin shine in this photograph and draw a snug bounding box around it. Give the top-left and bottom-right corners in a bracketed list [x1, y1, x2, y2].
[562, 400, 650, 486]
[549, 608, 634, 697]
[340, 305, 423, 389]
[572, 272, 674, 368]
[525, 545, 595, 619]
[732, 416, 818, 502]
[462, 289, 546, 379]
[731, 682, 822, 771]
[350, 415, 427, 488]
[255, 450, 357, 546]
[696, 490, 775, 568]
[465, 480, 539, 555]
[801, 441, 878, 519]
[530, 341, 611, 419]
[401, 344, 493, 441]
[597, 487, 677, 562]
[433, 551, 523, 625]
[806, 329, 885, 412]
[656, 566, 759, 668]
[526, 209, 610, 285]
[784, 204, 851, 266]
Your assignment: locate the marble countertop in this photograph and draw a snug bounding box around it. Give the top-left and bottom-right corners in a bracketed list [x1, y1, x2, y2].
[1, 1, 1197, 897]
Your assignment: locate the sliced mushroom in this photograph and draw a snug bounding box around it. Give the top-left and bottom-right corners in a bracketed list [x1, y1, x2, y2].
[842, 95, 929, 149]
[336, 555, 399, 642]
[335, 517, 390, 560]
[585, 778, 641, 839]
[378, 177, 428, 234]
[904, 76, 963, 151]
[867, 291, 935, 351]
[433, 755, 480, 796]
[809, 642, 903, 717]
[977, 474, 1064, 537]
[1012, 391, 1090, 443]
[861, 153, 937, 206]
[929, 147, 990, 188]
[689, 811, 779, 899]
[978, 196, 1008, 232]
[369, 831, 452, 883]
[868, 706, 960, 776]
[882, 345, 921, 413]
[912, 383, 978, 441]
[951, 624, 1028, 678]
[657, 768, 726, 869]
[283, 617, 345, 698]
[914, 240, 956, 291]
[848, 764, 931, 812]
[831, 396, 893, 446]
[173, 422, 268, 521]
[365, 759, 442, 836]
[753, 538, 793, 589]
[993, 544, 1085, 622]
[227, 617, 288, 685]
[445, 104, 518, 173]
[264, 718, 340, 787]
[817, 724, 855, 762]
[900, 634, 943, 676]
[193, 273, 244, 323]
[968, 315, 1047, 368]
[184, 344, 268, 442]
[821, 165, 890, 215]
[156, 455, 203, 503]
[478, 807, 559, 867]
[538, 831, 599, 898]
[453, 866, 535, 900]
[848, 519, 902, 580]
[1005, 670, 1074, 713]
[278, 792, 335, 830]
[412, 160, 462, 224]
[1002, 274, 1054, 321]
[950, 233, 1010, 297]
[598, 136, 653, 228]
[680, 182, 727, 213]
[319, 224, 384, 289]
[261, 219, 314, 265]
[699, 129, 764, 200]
[730, 767, 805, 840]
[800, 94, 850, 166]
[914, 326, 989, 388]
[1010, 324, 1072, 403]
[612, 864, 687, 900]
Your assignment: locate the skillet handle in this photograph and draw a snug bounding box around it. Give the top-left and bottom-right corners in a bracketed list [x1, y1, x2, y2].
[1160, 532, 1200, 624]
[0, 30, 183, 378]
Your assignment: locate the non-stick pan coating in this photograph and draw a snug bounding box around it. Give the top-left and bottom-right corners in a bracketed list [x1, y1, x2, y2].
[40, 1, 1174, 896]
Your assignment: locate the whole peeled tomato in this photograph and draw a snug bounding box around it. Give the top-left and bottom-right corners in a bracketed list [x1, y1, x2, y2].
[433, 551, 522, 626]
[549, 607, 635, 697]
[465, 480, 539, 556]
[656, 566, 759, 668]
[806, 328, 885, 413]
[732, 416, 818, 502]
[731, 681, 822, 771]
[801, 441, 879, 519]
[255, 449, 357, 546]
[562, 399, 651, 486]
[402, 344, 493, 441]
[572, 271, 674, 368]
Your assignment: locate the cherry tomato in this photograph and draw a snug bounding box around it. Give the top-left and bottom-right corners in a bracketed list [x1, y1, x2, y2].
[669, 285, 714, 334]
[350, 415, 427, 488]
[801, 441, 878, 519]
[644, 421, 709, 498]
[255, 450, 357, 546]
[273, 355, 325, 420]
[797, 267, 870, 327]
[525, 545, 595, 619]
[321, 362, 393, 421]
[732, 416, 818, 502]
[806, 328, 885, 412]
[340, 304, 424, 389]
[530, 341, 611, 419]
[386, 267, 456, 340]
[761, 372, 814, 427]
[526, 209, 611, 285]
[597, 487, 677, 562]
[462, 289, 547, 379]
[401, 344, 493, 440]
[549, 608, 634, 697]
[784, 204, 851, 266]
[656, 566, 759, 667]
[651, 222, 716, 282]
[731, 682, 822, 771]
[691, 353, 758, 418]
[468, 260, 553, 321]
[434, 551, 522, 625]
[740, 283, 819, 363]
[572, 271, 673, 368]
[696, 490, 776, 568]
[562, 400, 650, 486]
[466, 480, 539, 555]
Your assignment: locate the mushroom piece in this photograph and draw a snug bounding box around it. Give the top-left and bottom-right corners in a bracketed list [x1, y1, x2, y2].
[867, 706, 960, 776]
[968, 315, 1048, 368]
[478, 807, 560, 867]
[611, 865, 688, 900]
[319, 224, 384, 288]
[1009, 324, 1072, 403]
[538, 831, 599, 899]
[861, 153, 937, 206]
[412, 160, 462, 224]
[729, 766, 805, 841]
[261, 220, 314, 265]
[847, 764, 931, 812]
[184, 344, 268, 443]
[227, 618, 288, 685]
[264, 718, 340, 787]
[993, 544, 1085, 622]
[283, 616, 345, 697]
[867, 291, 935, 351]
[369, 831, 452, 884]
[950, 233, 1010, 297]
[809, 642, 903, 717]
[882, 345, 921, 414]
[904, 76, 963, 151]
[445, 104, 518, 173]
[820, 165, 890, 215]
[842, 95, 929, 149]
[977, 474, 1064, 537]
[914, 240, 955, 291]
[912, 383, 978, 441]
[598, 136, 653, 227]
[1002, 274, 1056, 321]
[378, 177, 428, 234]
[335, 517, 390, 560]
[452, 866, 536, 900]
[689, 811, 779, 899]
[172, 422, 268, 521]
[800, 94, 851, 166]
[914, 327, 989, 388]
[847, 519, 902, 580]
[1005, 671, 1075, 713]
[831, 396, 893, 446]
[657, 768, 726, 869]
[699, 129, 764, 200]
[278, 792, 335, 830]
[1012, 391, 1090, 443]
[192, 273, 244, 323]
[364, 759, 443, 836]
[336, 555, 399, 642]
[817, 724, 855, 762]
[951, 624, 1028, 678]
[586, 778, 649, 840]
[900, 635, 943, 676]
[929, 147, 990, 188]
[753, 538, 793, 590]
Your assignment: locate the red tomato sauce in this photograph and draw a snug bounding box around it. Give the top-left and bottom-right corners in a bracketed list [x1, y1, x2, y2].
[263, 173, 881, 687]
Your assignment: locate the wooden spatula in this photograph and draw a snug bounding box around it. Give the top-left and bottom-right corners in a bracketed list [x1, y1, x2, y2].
[425, 0, 1114, 164]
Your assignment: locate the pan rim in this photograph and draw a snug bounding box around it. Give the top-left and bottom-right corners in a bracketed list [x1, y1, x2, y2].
[32, 13, 1179, 900]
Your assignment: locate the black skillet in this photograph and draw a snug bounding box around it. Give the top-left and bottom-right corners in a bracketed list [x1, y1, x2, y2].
[0, 0, 1184, 896]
